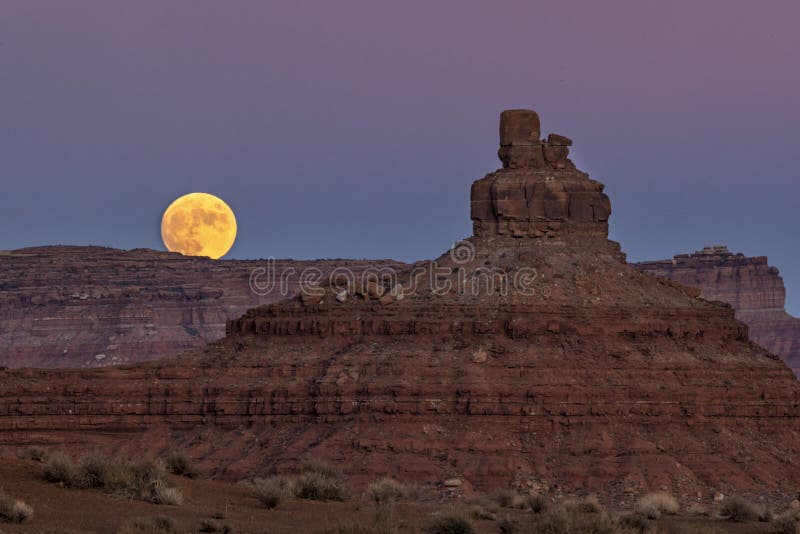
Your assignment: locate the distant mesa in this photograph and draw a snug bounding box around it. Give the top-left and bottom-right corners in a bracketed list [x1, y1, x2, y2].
[637, 247, 800, 376]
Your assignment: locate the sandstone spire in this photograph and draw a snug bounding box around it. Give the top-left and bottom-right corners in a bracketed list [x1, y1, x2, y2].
[472, 109, 611, 240]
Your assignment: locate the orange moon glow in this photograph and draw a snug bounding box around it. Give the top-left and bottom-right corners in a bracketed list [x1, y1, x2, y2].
[161, 193, 237, 259]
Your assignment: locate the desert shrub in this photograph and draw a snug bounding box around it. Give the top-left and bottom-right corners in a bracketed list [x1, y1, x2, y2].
[28, 447, 46, 462]
[150, 480, 183, 505]
[365, 478, 408, 505]
[531, 507, 618, 534]
[719, 496, 760, 522]
[0, 492, 33, 524]
[686, 503, 708, 516]
[301, 460, 343, 480]
[527, 494, 548, 513]
[199, 519, 234, 533]
[42, 452, 182, 505]
[165, 452, 198, 478]
[323, 521, 400, 534]
[759, 507, 775, 522]
[253, 476, 291, 509]
[294, 471, 348, 501]
[618, 512, 652, 534]
[468, 504, 494, 520]
[561, 495, 604, 514]
[636, 492, 679, 519]
[772, 515, 798, 534]
[491, 490, 549, 512]
[493, 489, 517, 508]
[117, 516, 178, 534]
[43, 451, 82, 486]
[81, 453, 118, 488]
[497, 516, 520, 534]
[424, 512, 474, 534]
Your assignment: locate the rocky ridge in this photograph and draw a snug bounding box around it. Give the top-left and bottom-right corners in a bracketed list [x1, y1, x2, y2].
[0, 246, 405, 368]
[1, 110, 799, 505]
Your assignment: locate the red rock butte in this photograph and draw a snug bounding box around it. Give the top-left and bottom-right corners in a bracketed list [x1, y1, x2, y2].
[2, 109, 800, 505]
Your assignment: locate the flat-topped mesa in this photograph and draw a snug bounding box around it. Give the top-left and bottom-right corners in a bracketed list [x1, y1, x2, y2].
[471, 109, 611, 240]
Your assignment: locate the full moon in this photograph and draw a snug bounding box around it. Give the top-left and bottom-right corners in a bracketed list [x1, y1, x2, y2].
[161, 192, 237, 259]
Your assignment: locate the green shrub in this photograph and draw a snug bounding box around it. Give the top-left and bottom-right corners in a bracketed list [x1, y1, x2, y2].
[165, 452, 198, 478]
[0, 492, 33, 524]
[719, 497, 760, 522]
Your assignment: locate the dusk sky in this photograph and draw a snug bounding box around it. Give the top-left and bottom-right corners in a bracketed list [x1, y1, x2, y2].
[2, 1, 799, 312]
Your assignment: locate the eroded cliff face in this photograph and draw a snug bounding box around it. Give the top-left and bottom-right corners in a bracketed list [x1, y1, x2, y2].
[1, 110, 799, 505]
[0, 247, 405, 368]
[637, 246, 800, 376]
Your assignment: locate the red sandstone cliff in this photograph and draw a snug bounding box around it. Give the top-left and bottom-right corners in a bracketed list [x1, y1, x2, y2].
[1, 110, 799, 505]
[0, 246, 405, 368]
[637, 246, 800, 376]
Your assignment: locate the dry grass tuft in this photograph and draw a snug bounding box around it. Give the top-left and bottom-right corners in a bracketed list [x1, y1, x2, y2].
[636, 491, 679, 519]
[0, 492, 33, 524]
[561, 495, 604, 514]
[294, 471, 348, 501]
[365, 478, 410, 505]
[27, 447, 47, 462]
[252, 476, 292, 509]
[164, 452, 198, 479]
[719, 496, 760, 522]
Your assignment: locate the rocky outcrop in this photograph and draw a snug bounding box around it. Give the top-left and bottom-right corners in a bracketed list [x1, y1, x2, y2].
[473, 109, 611, 240]
[0, 247, 405, 368]
[1, 110, 799, 505]
[637, 246, 800, 376]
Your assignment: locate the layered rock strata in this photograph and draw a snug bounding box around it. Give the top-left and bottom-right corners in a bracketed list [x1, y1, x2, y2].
[0, 246, 404, 368]
[1, 111, 799, 505]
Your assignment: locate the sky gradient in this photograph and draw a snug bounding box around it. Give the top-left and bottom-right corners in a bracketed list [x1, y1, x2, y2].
[2, 1, 799, 312]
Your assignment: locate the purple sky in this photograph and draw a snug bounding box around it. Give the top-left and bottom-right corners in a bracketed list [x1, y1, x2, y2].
[2, 1, 799, 313]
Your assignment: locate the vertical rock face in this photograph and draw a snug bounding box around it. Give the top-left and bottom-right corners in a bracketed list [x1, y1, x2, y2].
[1, 110, 799, 502]
[637, 246, 800, 375]
[473, 109, 612, 241]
